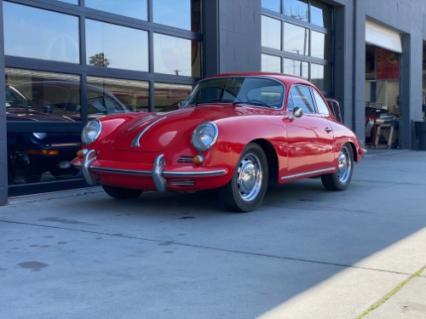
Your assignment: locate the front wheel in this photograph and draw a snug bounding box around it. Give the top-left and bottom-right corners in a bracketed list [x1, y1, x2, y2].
[220, 144, 269, 212]
[102, 185, 142, 200]
[321, 144, 354, 191]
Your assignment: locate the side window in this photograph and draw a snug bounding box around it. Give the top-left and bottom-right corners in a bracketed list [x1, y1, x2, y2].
[288, 85, 316, 114]
[312, 89, 330, 115]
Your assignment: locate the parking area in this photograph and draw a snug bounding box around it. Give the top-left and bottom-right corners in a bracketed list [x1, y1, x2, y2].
[1, 150, 426, 319]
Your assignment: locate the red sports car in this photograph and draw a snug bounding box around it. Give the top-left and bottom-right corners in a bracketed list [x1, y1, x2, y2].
[73, 73, 365, 212]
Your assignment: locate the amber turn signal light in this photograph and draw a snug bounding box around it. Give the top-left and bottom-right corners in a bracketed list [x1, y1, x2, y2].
[28, 149, 60, 156]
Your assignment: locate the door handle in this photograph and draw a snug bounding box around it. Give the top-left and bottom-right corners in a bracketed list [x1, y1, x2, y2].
[325, 127, 333, 133]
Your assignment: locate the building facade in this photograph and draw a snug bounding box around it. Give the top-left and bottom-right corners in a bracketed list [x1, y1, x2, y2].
[1, 0, 426, 204]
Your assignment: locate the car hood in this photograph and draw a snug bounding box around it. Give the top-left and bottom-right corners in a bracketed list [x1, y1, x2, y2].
[111, 104, 264, 152]
[6, 107, 76, 122]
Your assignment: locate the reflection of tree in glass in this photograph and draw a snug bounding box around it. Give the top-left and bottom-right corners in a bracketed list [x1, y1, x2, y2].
[89, 52, 110, 67]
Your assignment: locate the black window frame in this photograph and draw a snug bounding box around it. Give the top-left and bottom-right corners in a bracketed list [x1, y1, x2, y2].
[2, 0, 203, 193]
[261, 0, 334, 96]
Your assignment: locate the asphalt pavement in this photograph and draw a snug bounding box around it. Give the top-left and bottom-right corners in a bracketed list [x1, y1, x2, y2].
[1, 150, 425, 319]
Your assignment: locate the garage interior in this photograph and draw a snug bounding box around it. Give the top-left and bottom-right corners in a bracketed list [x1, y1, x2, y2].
[365, 20, 402, 149]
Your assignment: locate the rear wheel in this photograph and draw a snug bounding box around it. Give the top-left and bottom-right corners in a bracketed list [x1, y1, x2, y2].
[321, 144, 354, 191]
[220, 144, 268, 212]
[102, 185, 142, 200]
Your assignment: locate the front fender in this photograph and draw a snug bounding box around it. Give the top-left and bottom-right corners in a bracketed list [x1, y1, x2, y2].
[205, 115, 286, 183]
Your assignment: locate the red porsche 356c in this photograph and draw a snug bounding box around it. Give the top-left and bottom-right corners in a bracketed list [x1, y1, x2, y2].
[73, 73, 365, 212]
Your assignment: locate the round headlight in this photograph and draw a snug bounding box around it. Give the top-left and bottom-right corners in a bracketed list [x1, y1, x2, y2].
[191, 122, 218, 151]
[33, 132, 47, 140]
[82, 120, 102, 145]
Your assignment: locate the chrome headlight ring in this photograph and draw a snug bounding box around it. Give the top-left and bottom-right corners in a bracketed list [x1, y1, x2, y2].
[191, 122, 219, 152]
[81, 120, 102, 145]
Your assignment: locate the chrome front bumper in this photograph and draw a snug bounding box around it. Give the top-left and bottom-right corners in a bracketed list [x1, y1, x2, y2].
[80, 151, 227, 192]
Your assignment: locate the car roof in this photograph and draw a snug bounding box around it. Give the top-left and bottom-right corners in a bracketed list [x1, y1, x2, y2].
[206, 72, 314, 87]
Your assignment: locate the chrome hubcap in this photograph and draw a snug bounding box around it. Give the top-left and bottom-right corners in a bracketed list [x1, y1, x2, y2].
[236, 153, 263, 202]
[338, 148, 352, 184]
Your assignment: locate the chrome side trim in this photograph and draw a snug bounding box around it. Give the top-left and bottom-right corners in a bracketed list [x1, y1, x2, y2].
[82, 149, 97, 185]
[281, 167, 336, 180]
[163, 170, 227, 178]
[50, 142, 81, 148]
[153, 154, 167, 192]
[131, 117, 166, 148]
[91, 166, 152, 176]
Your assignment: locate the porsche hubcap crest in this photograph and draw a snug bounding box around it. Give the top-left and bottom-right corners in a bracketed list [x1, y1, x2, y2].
[237, 153, 263, 202]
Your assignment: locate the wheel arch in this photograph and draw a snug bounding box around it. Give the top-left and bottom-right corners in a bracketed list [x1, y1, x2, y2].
[250, 138, 279, 185]
[346, 141, 358, 162]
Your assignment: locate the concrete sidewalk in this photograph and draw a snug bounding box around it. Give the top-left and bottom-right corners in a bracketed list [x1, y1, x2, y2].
[1, 150, 425, 319]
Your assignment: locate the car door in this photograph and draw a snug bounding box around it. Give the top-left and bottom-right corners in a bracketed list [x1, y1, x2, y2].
[283, 84, 335, 180]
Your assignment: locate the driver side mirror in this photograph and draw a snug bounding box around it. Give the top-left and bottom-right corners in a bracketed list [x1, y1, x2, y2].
[293, 106, 304, 118]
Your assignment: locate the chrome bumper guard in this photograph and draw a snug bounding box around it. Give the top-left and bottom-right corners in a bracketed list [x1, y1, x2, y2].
[80, 151, 227, 192]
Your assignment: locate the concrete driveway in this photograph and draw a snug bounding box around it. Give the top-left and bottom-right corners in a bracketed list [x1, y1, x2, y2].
[1, 150, 426, 319]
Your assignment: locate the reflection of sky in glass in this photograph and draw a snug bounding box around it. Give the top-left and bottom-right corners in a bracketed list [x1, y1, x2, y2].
[283, 59, 308, 78]
[284, 0, 308, 22]
[86, 20, 148, 72]
[262, 0, 281, 12]
[262, 54, 281, 73]
[262, 16, 281, 50]
[310, 4, 325, 27]
[311, 31, 325, 59]
[153, 0, 190, 30]
[3, 2, 79, 63]
[86, 0, 147, 20]
[58, 0, 78, 4]
[311, 64, 324, 79]
[284, 23, 309, 56]
[154, 34, 191, 76]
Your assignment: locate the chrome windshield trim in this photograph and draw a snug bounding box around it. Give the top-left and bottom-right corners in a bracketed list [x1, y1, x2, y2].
[281, 167, 336, 180]
[131, 117, 167, 148]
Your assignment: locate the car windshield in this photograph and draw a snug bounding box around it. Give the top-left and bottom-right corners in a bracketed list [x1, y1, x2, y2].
[183, 77, 285, 109]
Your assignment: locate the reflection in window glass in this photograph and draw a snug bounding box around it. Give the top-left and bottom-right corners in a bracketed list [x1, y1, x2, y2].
[262, 54, 281, 73]
[284, 0, 308, 22]
[262, 0, 281, 12]
[153, 0, 201, 31]
[58, 0, 78, 4]
[284, 23, 309, 56]
[87, 77, 148, 115]
[154, 83, 192, 113]
[154, 34, 198, 77]
[288, 85, 315, 113]
[6, 68, 82, 185]
[86, 20, 148, 72]
[86, 0, 147, 20]
[261, 16, 281, 50]
[312, 89, 330, 115]
[310, 1, 331, 27]
[6, 68, 81, 120]
[283, 59, 308, 78]
[311, 31, 325, 59]
[3, 2, 79, 63]
[311, 64, 325, 91]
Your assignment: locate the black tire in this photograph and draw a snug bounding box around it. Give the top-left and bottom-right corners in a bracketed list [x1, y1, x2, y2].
[220, 143, 269, 212]
[321, 144, 354, 191]
[102, 185, 142, 200]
